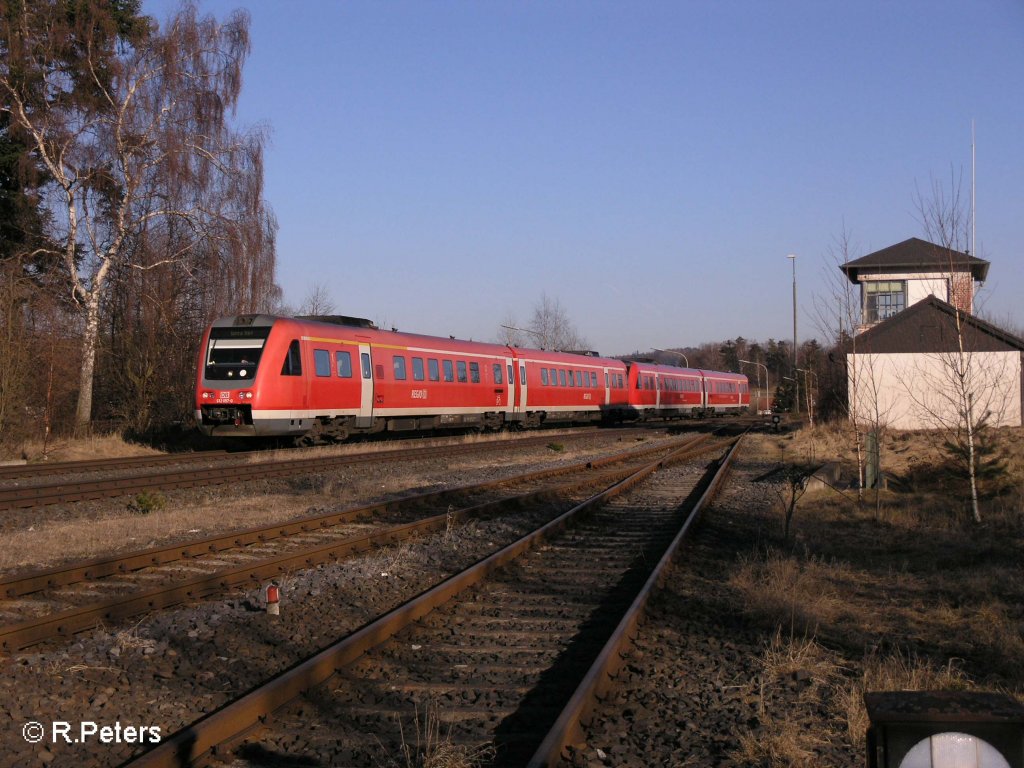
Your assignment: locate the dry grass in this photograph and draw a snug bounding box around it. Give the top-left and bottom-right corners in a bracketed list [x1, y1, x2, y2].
[14, 432, 165, 463]
[734, 423, 1024, 765]
[729, 549, 847, 636]
[839, 649, 973, 748]
[736, 631, 979, 766]
[0, 491, 320, 573]
[733, 714, 823, 767]
[389, 697, 495, 768]
[732, 631, 843, 767]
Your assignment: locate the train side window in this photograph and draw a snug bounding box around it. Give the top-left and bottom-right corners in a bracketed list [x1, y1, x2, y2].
[361, 353, 371, 379]
[393, 356, 407, 381]
[567, 370, 574, 387]
[558, 370, 566, 387]
[281, 340, 302, 376]
[591, 372, 597, 387]
[412, 357, 425, 381]
[577, 371, 584, 387]
[541, 368, 549, 386]
[443, 360, 454, 382]
[519, 365, 525, 386]
[469, 362, 480, 383]
[335, 351, 353, 378]
[507, 364, 514, 385]
[313, 349, 331, 377]
[493, 364, 504, 385]
[428, 359, 440, 382]
[457, 361, 467, 383]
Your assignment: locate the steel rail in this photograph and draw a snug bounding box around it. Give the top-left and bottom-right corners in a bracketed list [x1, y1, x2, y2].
[117, 437, 720, 768]
[525, 434, 746, 767]
[0, 429, 651, 510]
[0, 437, 715, 651]
[0, 433, 702, 599]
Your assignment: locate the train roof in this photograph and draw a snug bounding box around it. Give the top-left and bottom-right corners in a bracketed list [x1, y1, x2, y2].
[513, 347, 626, 367]
[629, 361, 747, 380]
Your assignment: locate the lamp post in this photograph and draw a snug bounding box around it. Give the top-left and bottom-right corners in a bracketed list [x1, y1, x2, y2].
[787, 253, 799, 413]
[651, 348, 689, 368]
[739, 359, 769, 414]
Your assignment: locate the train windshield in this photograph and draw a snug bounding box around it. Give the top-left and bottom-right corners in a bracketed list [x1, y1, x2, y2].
[204, 327, 270, 381]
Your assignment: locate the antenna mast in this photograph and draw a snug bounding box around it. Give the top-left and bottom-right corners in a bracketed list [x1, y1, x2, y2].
[971, 119, 976, 257]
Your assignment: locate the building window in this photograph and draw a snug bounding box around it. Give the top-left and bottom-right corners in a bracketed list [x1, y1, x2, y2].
[864, 281, 906, 323]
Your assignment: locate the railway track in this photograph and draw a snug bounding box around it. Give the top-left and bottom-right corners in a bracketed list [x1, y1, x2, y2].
[0, 428, 653, 511]
[0, 451, 227, 481]
[117, 433, 742, 767]
[0, 433, 711, 651]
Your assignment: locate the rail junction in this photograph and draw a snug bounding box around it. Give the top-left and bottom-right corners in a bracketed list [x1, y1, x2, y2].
[0, 425, 763, 767]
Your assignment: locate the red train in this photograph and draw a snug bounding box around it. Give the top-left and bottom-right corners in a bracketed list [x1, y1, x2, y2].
[194, 314, 749, 441]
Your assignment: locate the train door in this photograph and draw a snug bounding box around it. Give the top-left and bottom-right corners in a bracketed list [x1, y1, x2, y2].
[357, 343, 373, 427]
[503, 356, 515, 417]
[603, 367, 611, 405]
[518, 363, 528, 411]
[279, 338, 309, 430]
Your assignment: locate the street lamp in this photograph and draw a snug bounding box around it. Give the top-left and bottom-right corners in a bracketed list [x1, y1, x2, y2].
[651, 348, 689, 368]
[787, 253, 799, 413]
[738, 359, 769, 414]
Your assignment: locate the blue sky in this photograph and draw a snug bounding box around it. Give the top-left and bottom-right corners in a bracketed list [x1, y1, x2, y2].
[146, 0, 1024, 355]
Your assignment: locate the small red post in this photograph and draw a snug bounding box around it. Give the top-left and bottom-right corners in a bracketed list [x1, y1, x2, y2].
[265, 582, 280, 615]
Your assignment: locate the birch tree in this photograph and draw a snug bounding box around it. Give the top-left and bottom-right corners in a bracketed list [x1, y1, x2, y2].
[528, 293, 588, 351]
[906, 173, 1001, 522]
[814, 226, 869, 501]
[1, 1, 272, 432]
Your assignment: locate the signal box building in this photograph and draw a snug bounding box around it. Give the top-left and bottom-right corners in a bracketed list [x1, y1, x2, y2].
[843, 238, 1023, 430]
[841, 237, 989, 334]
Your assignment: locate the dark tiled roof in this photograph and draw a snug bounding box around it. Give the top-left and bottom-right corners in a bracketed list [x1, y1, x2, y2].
[841, 237, 989, 282]
[853, 295, 1024, 354]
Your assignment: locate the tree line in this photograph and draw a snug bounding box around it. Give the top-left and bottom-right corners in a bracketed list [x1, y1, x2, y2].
[0, 0, 278, 447]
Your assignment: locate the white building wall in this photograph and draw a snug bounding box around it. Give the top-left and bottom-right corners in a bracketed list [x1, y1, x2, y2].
[848, 351, 1022, 430]
[907, 277, 950, 305]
